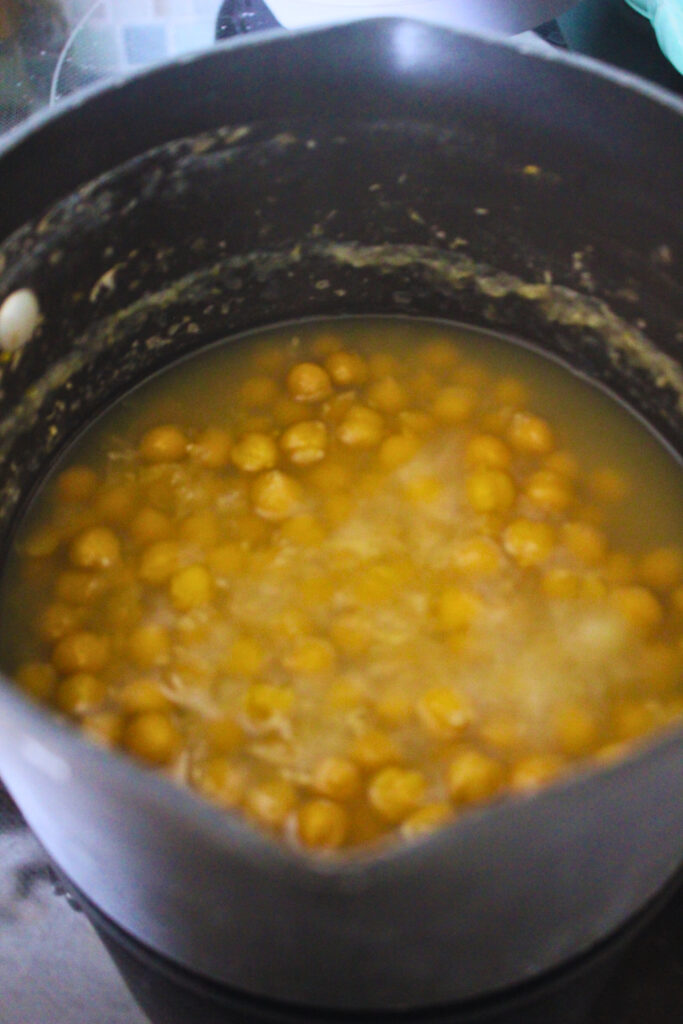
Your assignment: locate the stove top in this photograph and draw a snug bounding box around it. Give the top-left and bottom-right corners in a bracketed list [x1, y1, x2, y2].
[1, 780, 682, 1024]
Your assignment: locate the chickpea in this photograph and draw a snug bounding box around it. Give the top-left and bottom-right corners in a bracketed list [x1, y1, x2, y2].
[503, 519, 555, 567]
[287, 362, 332, 402]
[326, 678, 366, 711]
[465, 435, 512, 470]
[123, 711, 181, 765]
[297, 799, 348, 850]
[139, 425, 187, 463]
[378, 432, 420, 470]
[138, 541, 179, 585]
[507, 412, 554, 454]
[351, 729, 401, 770]
[337, 405, 384, 447]
[329, 613, 372, 656]
[22, 525, 61, 559]
[562, 521, 607, 566]
[128, 623, 170, 668]
[525, 470, 572, 514]
[436, 589, 482, 632]
[284, 637, 336, 675]
[308, 461, 351, 492]
[368, 767, 427, 823]
[245, 778, 297, 830]
[480, 716, 523, 753]
[225, 636, 265, 676]
[55, 570, 109, 605]
[94, 484, 136, 524]
[465, 468, 516, 514]
[449, 536, 502, 576]
[69, 526, 121, 570]
[117, 679, 170, 714]
[541, 568, 581, 600]
[191, 427, 233, 469]
[244, 683, 294, 721]
[609, 585, 663, 634]
[417, 686, 474, 738]
[366, 376, 407, 414]
[403, 474, 442, 504]
[39, 603, 84, 642]
[446, 748, 504, 803]
[639, 547, 683, 591]
[604, 552, 636, 586]
[432, 386, 477, 423]
[312, 756, 361, 801]
[251, 470, 301, 521]
[272, 395, 311, 426]
[510, 755, 564, 791]
[613, 700, 660, 741]
[374, 687, 414, 726]
[192, 758, 246, 808]
[57, 466, 98, 503]
[130, 507, 173, 546]
[554, 705, 599, 756]
[280, 420, 327, 465]
[493, 377, 529, 407]
[52, 632, 109, 675]
[205, 715, 244, 755]
[16, 662, 57, 701]
[56, 673, 106, 716]
[231, 432, 278, 473]
[398, 410, 436, 435]
[169, 565, 213, 611]
[207, 542, 243, 578]
[325, 349, 368, 387]
[401, 803, 453, 840]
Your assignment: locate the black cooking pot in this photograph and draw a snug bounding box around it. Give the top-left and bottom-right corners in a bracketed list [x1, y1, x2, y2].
[0, 19, 681, 1014]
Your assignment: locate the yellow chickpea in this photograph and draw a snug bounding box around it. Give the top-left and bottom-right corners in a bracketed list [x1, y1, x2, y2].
[465, 468, 516, 514]
[479, 716, 523, 753]
[365, 376, 407, 414]
[280, 420, 327, 465]
[374, 686, 414, 726]
[130, 507, 173, 546]
[179, 512, 219, 549]
[325, 349, 368, 387]
[251, 470, 302, 520]
[231, 432, 278, 473]
[16, 661, 57, 701]
[39, 603, 84, 642]
[139, 540, 180, 585]
[128, 623, 170, 668]
[245, 778, 298, 830]
[191, 427, 233, 469]
[562, 521, 607, 566]
[55, 569, 109, 605]
[545, 451, 580, 479]
[244, 683, 294, 721]
[503, 519, 555, 567]
[168, 565, 214, 610]
[351, 729, 401, 770]
[139, 425, 188, 463]
[525, 470, 573, 514]
[117, 679, 170, 714]
[417, 686, 475, 738]
[337, 405, 384, 447]
[449, 536, 503, 576]
[436, 588, 482, 632]
[69, 526, 121, 570]
[272, 395, 311, 426]
[609, 585, 663, 634]
[207, 542, 244, 578]
[465, 434, 512, 470]
[241, 375, 278, 408]
[613, 700, 660, 741]
[225, 636, 265, 676]
[401, 803, 453, 840]
[368, 767, 427, 823]
[297, 799, 348, 850]
[378, 432, 420, 470]
[541, 568, 581, 600]
[510, 755, 564, 791]
[192, 758, 246, 808]
[312, 756, 362, 801]
[507, 411, 554, 455]
[287, 362, 332, 402]
[403, 474, 442, 504]
[94, 484, 137, 524]
[52, 632, 109, 675]
[284, 637, 336, 674]
[56, 673, 106, 716]
[22, 525, 61, 559]
[446, 748, 505, 803]
[432, 386, 477, 423]
[56, 466, 98, 503]
[554, 705, 600, 756]
[639, 547, 683, 591]
[329, 613, 372, 656]
[123, 711, 181, 765]
[279, 514, 326, 546]
[205, 715, 244, 754]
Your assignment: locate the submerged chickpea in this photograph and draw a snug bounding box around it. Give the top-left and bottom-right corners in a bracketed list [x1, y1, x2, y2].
[16, 662, 57, 701]
[401, 803, 453, 839]
[52, 632, 109, 675]
[503, 519, 555, 567]
[139, 425, 187, 463]
[508, 412, 554, 454]
[446, 749, 504, 804]
[231, 432, 278, 473]
[246, 778, 297, 830]
[287, 362, 332, 402]
[192, 758, 246, 808]
[192, 427, 233, 469]
[325, 349, 367, 387]
[337, 405, 384, 447]
[123, 711, 181, 765]
[56, 673, 105, 716]
[466, 469, 516, 514]
[69, 526, 121, 570]
[368, 767, 427, 823]
[297, 799, 348, 850]
[312, 756, 362, 801]
[417, 687, 475, 738]
[251, 470, 302, 520]
[57, 466, 98, 503]
[280, 420, 327, 465]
